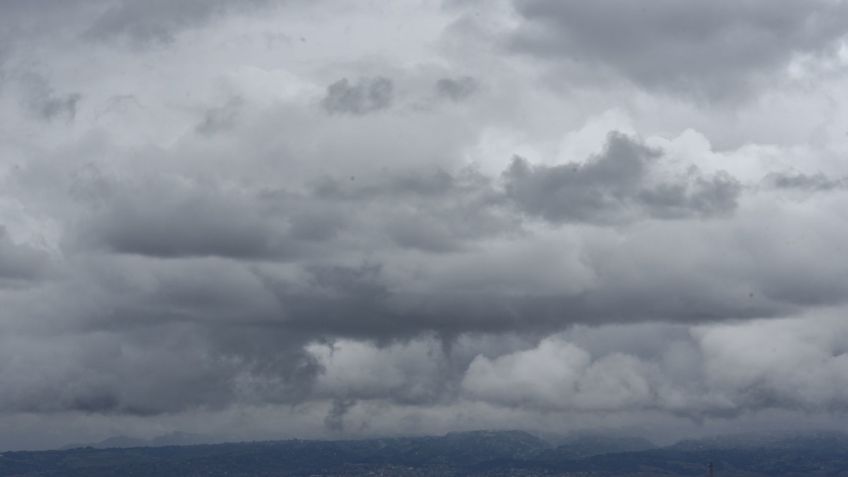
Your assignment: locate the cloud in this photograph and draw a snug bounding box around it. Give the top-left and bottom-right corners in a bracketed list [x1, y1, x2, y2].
[195, 97, 243, 135]
[0, 228, 49, 286]
[459, 314, 848, 416]
[309, 337, 449, 405]
[1, 0, 848, 450]
[503, 132, 741, 222]
[0, 0, 278, 50]
[83, 0, 275, 45]
[764, 171, 847, 192]
[463, 341, 657, 412]
[80, 184, 289, 260]
[19, 73, 82, 122]
[0, 326, 238, 415]
[44, 130, 840, 348]
[509, 0, 848, 98]
[298, 313, 848, 422]
[322, 77, 394, 115]
[435, 76, 479, 101]
[323, 397, 357, 431]
[73, 166, 510, 259]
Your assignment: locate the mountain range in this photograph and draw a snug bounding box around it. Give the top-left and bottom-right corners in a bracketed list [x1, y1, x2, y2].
[3, 430, 848, 476]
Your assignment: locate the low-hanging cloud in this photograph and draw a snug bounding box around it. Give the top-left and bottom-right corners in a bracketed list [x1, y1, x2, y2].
[460, 315, 848, 416]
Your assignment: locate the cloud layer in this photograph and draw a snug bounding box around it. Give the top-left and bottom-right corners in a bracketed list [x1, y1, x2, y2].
[1, 0, 848, 450]
[509, 0, 848, 98]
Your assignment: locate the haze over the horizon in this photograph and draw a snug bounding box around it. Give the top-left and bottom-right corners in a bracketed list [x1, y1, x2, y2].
[2, 0, 848, 451]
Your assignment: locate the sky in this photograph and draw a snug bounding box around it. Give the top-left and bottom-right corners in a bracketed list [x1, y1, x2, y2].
[2, 0, 848, 451]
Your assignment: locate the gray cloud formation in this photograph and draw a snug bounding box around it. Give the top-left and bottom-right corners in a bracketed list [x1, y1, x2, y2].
[460, 316, 848, 416]
[90, 0, 276, 45]
[82, 185, 288, 260]
[195, 98, 243, 135]
[0, 227, 50, 286]
[322, 77, 394, 115]
[4, 113, 845, 432]
[765, 171, 847, 192]
[73, 133, 739, 262]
[324, 397, 357, 431]
[83, 0, 237, 44]
[0, 0, 278, 48]
[19, 73, 82, 122]
[2, 0, 848, 451]
[305, 314, 848, 423]
[504, 133, 741, 222]
[509, 0, 848, 97]
[38, 132, 841, 349]
[436, 76, 478, 101]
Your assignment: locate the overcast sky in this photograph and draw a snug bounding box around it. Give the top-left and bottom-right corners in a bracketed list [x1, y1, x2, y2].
[3, 0, 848, 451]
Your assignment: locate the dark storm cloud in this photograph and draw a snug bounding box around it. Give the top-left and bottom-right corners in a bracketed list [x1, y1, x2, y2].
[309, 168, 511, 252]
[509, 0, 848, 97]
[86, 193, 287, 259]
[71, 173, 333, 261]
[503, 133, 741, 222]
[0, 257, 326, 415]
[55, 131, 840, 365]
[60, 133, 800, 349]
[77, 165, 511, 260]
[322, 77, 394, 115]
[247, 259, 781, 344]
[4, 179, 848, 432]
[435, 76, 478, 101]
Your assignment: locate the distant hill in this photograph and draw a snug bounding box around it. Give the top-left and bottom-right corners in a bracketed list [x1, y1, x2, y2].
[543, 433, 656, 458]
[4, 430, 848, 476]
[61, 432, 214, 450]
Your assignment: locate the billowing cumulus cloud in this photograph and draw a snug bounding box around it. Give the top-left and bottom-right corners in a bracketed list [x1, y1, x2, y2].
[1, 0, 848, 451]
[302, 313, 848, 421]
[459, 317, 848, 416]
